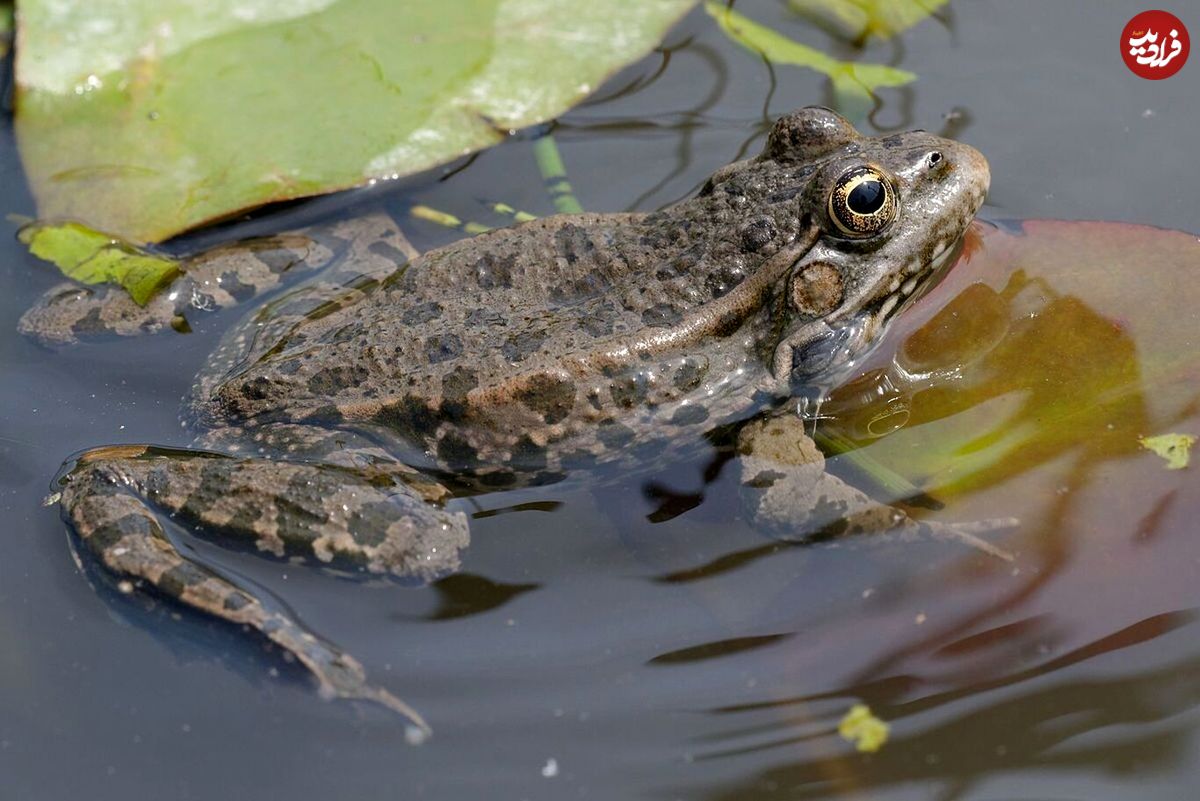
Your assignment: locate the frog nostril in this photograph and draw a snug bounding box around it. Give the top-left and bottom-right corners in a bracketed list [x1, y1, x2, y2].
[927, 151, 943, 168]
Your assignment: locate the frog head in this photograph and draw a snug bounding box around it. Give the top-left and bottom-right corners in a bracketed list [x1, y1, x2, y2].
[708, 107, 990, 386]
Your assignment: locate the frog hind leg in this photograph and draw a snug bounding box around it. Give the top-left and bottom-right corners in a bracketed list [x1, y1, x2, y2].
[737, 414, 1015, 561]
[56, 444, 470, 737]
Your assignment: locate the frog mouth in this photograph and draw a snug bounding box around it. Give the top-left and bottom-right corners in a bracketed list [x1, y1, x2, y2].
[782, 226, 974, 385]
[860, 234, 964, 337]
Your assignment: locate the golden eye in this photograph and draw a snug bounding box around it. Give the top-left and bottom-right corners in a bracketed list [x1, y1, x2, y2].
[827, 166, 897, 238]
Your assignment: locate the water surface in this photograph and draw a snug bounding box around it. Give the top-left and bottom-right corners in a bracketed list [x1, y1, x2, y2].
[2, 2, 1198, 799]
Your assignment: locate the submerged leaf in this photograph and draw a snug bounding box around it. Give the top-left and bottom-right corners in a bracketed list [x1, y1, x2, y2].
[1139, 433, 1195, 470]
[14, 0, 694, 242]
[817, 220, 1200, 506]
[788, 0, 948, 44]
[705, 2, 914, 117]
[19, 222, 179, 305]
[838, 704, 889, 752]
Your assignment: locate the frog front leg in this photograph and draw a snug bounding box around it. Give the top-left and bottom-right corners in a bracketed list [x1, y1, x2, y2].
[737, 412, 1014, 560]
[19, 213, 417, 346]
[55, 442, 468, 736]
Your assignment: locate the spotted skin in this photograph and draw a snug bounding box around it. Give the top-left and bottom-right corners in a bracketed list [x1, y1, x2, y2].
[65, 446, 465, 577]
[61, 446, 445, 731]
[48, 108, 994, 730]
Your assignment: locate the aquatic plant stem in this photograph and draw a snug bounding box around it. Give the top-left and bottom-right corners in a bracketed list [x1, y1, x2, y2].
[409, 205, 492, 235]
[814, 429, 930, 505]
[533, 134, 584, 214]
[485, 201, 539, 223]
[408, 200, 542, 235]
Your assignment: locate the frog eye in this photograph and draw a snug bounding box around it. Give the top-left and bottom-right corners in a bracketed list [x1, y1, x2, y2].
[827, 166, 897, 238]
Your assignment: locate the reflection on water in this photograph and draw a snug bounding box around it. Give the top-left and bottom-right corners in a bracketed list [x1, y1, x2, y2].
[650, 633, 793, 665]
[654, 539, 792, 584]
[416, 574, 540, 622]
[699, 613, 1200, 800]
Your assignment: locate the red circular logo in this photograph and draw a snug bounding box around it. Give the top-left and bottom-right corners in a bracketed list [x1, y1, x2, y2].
[1122, 10, 1190, 79]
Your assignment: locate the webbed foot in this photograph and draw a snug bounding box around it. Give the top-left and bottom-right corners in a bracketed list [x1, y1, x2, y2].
[737, 414, 1015, 561]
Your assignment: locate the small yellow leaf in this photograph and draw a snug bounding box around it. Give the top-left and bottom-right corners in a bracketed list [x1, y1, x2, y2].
[1139, 433, 1195, 470]
[838, 703, 889, 753]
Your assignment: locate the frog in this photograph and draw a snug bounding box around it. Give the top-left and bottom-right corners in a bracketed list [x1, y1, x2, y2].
[40, 107, 993, 735]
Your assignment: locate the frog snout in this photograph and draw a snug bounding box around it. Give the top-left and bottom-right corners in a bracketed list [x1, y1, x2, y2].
[954, 143, 991, 210]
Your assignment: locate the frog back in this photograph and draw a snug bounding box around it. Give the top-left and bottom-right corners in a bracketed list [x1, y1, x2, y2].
[192, 207, 806, 469]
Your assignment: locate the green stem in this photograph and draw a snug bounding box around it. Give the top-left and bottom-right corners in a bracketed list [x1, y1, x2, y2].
[814, 428, 932, 505]
[533, 134, 584, 214]
[486, 201, 539, 223]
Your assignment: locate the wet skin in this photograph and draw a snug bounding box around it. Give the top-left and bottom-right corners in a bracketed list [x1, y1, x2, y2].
[36, 108, 991, 733]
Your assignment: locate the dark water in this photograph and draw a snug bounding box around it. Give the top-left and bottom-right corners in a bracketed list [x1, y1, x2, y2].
[2, 2, 1199, 799]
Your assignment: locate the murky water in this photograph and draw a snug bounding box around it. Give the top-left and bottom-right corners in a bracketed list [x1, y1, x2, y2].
[2, 2, 1199, 799]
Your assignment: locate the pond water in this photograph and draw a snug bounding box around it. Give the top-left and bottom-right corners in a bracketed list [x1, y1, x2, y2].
[2, 1, 1199, 799]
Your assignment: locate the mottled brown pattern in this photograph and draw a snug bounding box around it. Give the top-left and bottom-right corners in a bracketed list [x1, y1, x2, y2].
[192, 112, 990, 479]
[43, 108, 996, 729]
[60, 447, 444, 733]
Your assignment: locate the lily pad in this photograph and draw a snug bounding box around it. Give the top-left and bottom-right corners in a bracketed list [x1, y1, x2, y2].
[788, 0, 948, 44]
[705, 2, 915, 119]
[817, 220, 1200, 504]
[18, 222, 179, 305]
[14, 0, 694, 243]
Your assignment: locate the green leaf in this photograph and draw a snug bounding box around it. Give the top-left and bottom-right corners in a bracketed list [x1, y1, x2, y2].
[14, 0, 694, 243]
[788, 0, 948, 44]
[19, 222, 180, 305]
[704, 2, 914, 118]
